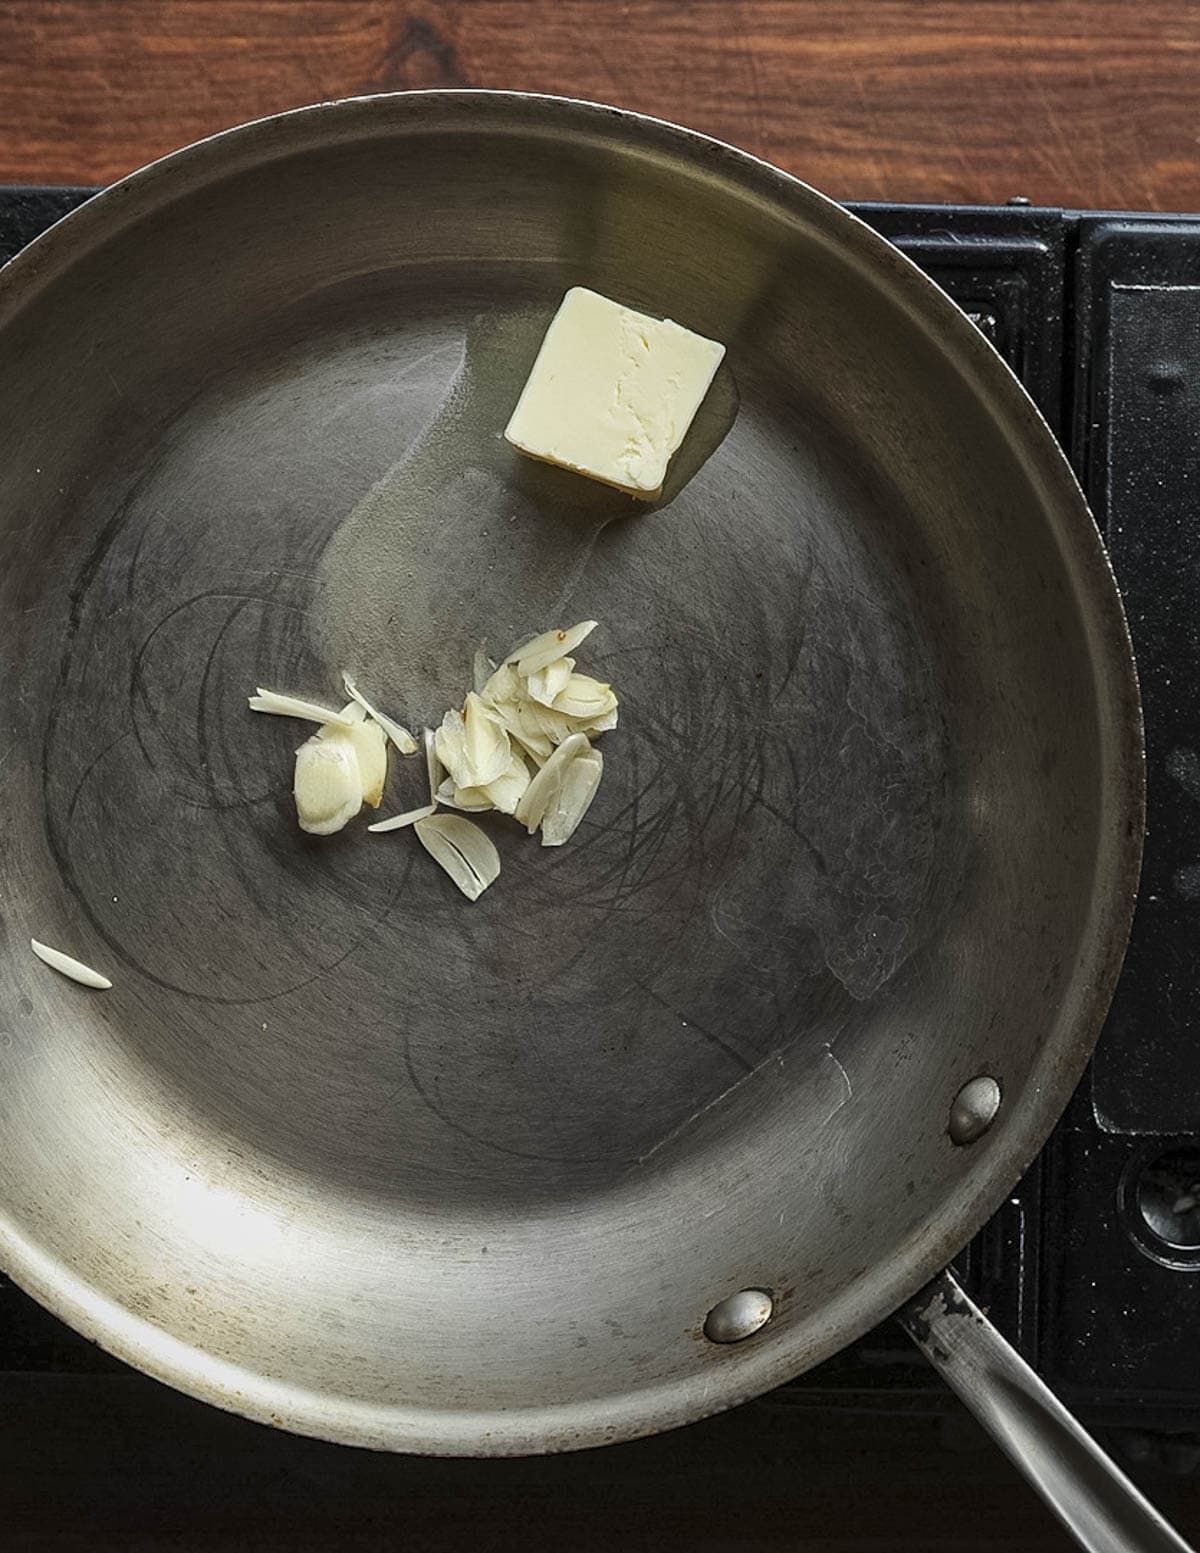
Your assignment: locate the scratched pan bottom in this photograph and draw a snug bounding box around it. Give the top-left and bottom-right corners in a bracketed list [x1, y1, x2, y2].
[33, 270, 942, 1208]
[0, 96, 1137, 1452]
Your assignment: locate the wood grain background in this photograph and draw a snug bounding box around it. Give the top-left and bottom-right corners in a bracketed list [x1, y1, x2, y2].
[1, 0, 1198, 207]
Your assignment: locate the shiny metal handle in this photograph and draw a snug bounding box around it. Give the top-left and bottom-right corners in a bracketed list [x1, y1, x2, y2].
[898, 1271, 1194, 1553]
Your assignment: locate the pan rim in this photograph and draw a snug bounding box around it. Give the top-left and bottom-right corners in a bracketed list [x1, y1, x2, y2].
[0, 88, 1145, 1455]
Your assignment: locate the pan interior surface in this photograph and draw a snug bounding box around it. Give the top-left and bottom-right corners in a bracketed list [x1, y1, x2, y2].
[0, 96, 1139, 1452]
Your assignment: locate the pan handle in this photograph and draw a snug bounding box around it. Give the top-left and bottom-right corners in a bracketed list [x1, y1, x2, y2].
[898, 1270, 1193, 1553]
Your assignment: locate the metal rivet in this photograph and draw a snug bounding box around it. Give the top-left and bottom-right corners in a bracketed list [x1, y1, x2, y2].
[948, 1075, 1002, 1145]
[704, 1288, 773, 1344]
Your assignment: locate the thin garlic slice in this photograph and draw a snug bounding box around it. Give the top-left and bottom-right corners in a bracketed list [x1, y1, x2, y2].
[415, 814, 501, 901]
[576, 703, 619, 735]
[506, 729, 554, 765]
[294, 732, 363, 835]
[513, 731, 592, 833]
[481, 662, 523, 706]
[462, 692, 511, 786]
[526, 655, 575, 708]
[436, 750, 529, 817]
[249, 689, 353, 726]
[506, 620, 598, 676]
[30, 938, 112, 989]
[368, 803, 437, 833]
[437, 776, 493, 812]
[423, 726, 443, 809]
[481, 750, 531, 815]
[472, 647, 496, 696]
[341, 672, 418, 755]
[541, 747, 603, 846]
[552, 673, 617, 721]
[520, 699, 579, 747]
[485, 692, 555, 763]
[319, 714, 387, 807]
[434, 708, 469, 789]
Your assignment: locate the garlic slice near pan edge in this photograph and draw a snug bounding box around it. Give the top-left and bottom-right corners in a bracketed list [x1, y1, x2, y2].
[30, 938, 112, 990]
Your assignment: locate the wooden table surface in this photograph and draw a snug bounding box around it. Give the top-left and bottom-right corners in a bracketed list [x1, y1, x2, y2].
[1, 0, 1199, 208]
[4, 4, 1200, 1551]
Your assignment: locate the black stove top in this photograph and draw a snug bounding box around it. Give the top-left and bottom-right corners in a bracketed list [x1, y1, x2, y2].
[3, 188, 1199, 1470]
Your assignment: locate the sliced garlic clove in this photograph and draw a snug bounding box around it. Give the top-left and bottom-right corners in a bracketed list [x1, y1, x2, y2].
[30, 938, 112, 989]
[526, 655, 575, 708]
[552, 673, 617, 721]
[294, 732, 363, 835]
[415, 814, 500, 901]
[506, 620, 598, 676]
[541, 747, 603, 846]
[461, 691, 511, 787]
[249, 689, 354, 726]
[367, 802, 437, 833]
[513, 731, 591, 833]
[261, 619, 613, 855]
[319, 715, 387, 807]
[341, 672, 418, 754]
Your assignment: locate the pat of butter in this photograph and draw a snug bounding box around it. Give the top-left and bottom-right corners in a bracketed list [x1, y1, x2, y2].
[504, 287, 726, 499]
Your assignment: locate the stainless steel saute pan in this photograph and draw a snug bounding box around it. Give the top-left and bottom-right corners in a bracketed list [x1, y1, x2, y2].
[0, 92, 1183, 1552]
